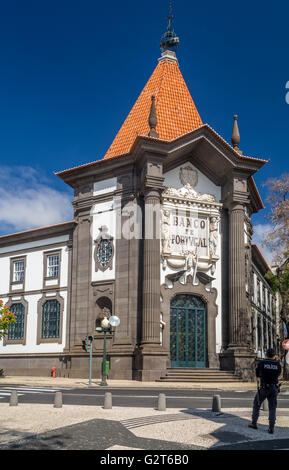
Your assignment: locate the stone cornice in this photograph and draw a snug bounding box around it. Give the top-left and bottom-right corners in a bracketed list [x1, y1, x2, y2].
[0, 222, 75, 248]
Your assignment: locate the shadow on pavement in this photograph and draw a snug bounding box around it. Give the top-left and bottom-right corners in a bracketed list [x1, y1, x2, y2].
[0, 418, 204, 451]
[180, 408, 289, 450]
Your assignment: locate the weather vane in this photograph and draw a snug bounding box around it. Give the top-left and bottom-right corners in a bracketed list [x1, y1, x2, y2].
[160, 2, 180, 53]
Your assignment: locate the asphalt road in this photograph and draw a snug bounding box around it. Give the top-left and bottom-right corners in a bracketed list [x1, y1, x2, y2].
[1, 385, 289, 409]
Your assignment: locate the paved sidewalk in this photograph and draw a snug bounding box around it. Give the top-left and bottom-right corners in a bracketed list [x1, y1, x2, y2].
[0, 403, 288, 450]
[0, 375, 265, 390]
[0, 375, 287, 450]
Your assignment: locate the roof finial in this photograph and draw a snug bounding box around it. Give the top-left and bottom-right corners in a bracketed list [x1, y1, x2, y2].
[160, 2, 180, 56]
[231, 115, 243, 155]
[167, 2, 173, 33]
[148, 95, 159, 138]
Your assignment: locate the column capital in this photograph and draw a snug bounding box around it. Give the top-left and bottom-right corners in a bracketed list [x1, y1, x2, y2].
[228, 200, 246, 212]
[143, 187, 163, 200]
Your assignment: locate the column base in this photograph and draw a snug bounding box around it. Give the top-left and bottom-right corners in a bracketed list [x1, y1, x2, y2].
[219, 348, 257, 382]
[134, 346, 169, 381]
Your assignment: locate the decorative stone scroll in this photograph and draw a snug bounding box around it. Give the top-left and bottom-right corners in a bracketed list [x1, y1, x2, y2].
[162, 185, 216, 203]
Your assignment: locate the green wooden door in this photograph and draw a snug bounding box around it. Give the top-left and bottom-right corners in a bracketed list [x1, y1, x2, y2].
[170, 294, 206, 368]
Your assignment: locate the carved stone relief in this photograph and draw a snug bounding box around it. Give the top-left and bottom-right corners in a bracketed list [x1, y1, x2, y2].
[179, 165, 198, 188]
[161, 167, 222, 280]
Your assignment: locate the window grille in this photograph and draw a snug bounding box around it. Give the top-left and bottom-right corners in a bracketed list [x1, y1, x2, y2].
[41, 300, 60, 338]
[8, 304, 25, 340]
[96, 239, 113, 268]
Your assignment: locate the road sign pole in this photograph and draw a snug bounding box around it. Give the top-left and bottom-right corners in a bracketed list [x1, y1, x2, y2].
[89, 337, 93, 386]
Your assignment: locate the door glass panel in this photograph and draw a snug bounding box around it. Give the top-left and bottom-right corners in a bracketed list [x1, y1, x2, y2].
[170, 295, 206, 368]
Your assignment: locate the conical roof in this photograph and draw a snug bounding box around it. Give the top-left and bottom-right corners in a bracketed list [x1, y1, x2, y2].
[103, 55, 203, 159]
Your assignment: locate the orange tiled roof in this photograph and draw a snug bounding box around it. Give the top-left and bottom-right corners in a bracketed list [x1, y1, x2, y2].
[103, 58, 203, 159]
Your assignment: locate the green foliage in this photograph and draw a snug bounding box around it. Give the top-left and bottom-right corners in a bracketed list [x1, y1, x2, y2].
[279, 267, 289, 293]
[0, 300, 17, 339]
[265, 271, 279, 293]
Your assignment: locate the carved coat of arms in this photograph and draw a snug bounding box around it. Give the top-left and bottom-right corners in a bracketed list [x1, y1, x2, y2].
[179, 166, 198, 188]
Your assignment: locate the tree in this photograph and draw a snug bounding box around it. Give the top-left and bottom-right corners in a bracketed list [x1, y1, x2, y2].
[0, 300, 16, 339]
[262, 174, 289, 379]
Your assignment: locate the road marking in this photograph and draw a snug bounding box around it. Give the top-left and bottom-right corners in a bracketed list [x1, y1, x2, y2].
[1, 387, 70, 392]
[81, 394, 289, 401]
[0, 392, 24, 399]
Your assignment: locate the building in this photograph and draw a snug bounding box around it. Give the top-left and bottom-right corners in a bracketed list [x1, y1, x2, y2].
[0, 12, 279, 381]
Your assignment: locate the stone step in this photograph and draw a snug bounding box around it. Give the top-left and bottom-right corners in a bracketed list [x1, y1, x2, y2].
[164, 372, 237, 377]
[167, 367, 234, 374]
[156, 379, 240, 383]
[156, 377, 241, 382]
[162, 374, 238, 379]
[165, 370, 235, 375]
[157, 368, 242, 382]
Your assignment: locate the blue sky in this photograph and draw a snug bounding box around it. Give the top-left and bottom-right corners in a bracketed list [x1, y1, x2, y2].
[0, 0, 288, 260]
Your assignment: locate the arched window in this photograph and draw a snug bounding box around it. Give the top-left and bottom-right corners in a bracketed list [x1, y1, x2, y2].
[41, 300, 60, 339]
[8, 303, 25, 340]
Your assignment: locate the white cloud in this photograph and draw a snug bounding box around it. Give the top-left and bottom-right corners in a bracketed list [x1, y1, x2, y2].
[252, 223, 276, 266]
[0, 166, 73, 234]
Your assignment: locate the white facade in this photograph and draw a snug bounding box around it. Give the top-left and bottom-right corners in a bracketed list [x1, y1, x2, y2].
[161, 163, 223, 353]
[0, 234, 70, 354]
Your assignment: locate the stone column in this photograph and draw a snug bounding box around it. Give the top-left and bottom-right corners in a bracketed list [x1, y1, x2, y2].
[141, 188, 162, 347]
[69, 180, 94, 359]
[135, 159, 168, 381]
[70, 211, 92, 350]
[220, 197, 256, 381]
[228, 202, 247, 348]
[109, 189, 136, 380]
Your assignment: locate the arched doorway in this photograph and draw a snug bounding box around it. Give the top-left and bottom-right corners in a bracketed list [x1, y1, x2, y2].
[170, 294, 207, 368]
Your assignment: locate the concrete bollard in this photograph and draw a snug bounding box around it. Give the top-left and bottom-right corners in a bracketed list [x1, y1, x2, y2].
[262, 399, 268, 411]
[54, 391, 63, 408]
[212, 394, 221, 412]
[9, 390, 18, 406]
[104, 392, 112, 409]
[158, 393, 166, 411]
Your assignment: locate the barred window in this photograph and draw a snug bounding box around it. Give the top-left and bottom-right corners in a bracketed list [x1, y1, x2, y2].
[257, 279, 261, 306]
[13, 260, 24, 282]
[47, 255, 59, 277]
[96, 239, 113, 268]
[8, 304, 25, 340]
[41, 300, 60, 339]
[263, 318, 267, 351]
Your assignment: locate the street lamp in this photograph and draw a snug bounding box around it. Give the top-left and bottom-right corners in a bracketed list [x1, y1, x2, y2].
[96, 315, 120, 387]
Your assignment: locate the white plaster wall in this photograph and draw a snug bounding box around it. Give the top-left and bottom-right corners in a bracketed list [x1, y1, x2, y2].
[93, 177, 117, 196]
[25, 251, 43, 291]
[0, 239, 70, 354]
[161, 163, 223, 353]
[0, 291, 68, 353]
[91, 200, 116, 282]
[0, 244, 69, 294]
[0, 257, 10, 294]
[60, 246, 69, 288]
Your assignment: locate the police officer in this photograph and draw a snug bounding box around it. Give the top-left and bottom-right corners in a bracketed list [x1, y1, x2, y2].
[249, 348, 281, 434]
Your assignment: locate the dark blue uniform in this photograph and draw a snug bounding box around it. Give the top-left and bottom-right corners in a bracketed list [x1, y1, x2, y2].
[252, 359, 281, 429]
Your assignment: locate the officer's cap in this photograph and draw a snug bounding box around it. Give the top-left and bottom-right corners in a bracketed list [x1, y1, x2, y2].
[266, 348, 276, 357]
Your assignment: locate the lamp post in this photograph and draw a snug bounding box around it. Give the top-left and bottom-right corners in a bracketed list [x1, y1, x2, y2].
[96, 315, 120, 387]
[100, 317, 110, 387]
